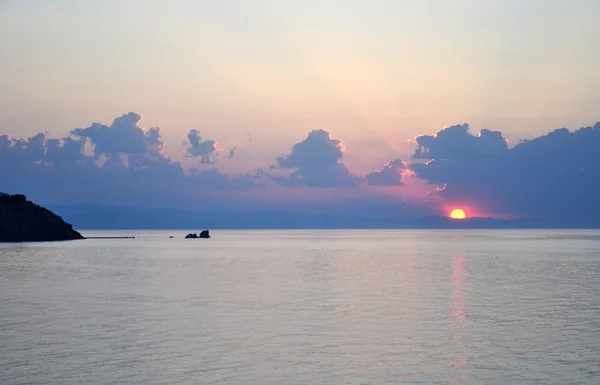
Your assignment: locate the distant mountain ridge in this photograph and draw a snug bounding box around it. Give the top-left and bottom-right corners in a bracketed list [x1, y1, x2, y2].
[47, 203, 600, 230]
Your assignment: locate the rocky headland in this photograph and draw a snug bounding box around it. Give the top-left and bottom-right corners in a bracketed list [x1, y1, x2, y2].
[0, 193, 84, 243]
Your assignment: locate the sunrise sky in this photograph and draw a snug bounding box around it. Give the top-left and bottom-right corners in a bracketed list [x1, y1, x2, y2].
[1, 1, 600, 223]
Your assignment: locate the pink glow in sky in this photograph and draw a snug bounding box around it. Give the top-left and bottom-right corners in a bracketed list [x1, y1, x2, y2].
[1, 1, 600, 221]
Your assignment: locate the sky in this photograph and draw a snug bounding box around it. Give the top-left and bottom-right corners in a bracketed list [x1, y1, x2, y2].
[1, 1, 600, 223]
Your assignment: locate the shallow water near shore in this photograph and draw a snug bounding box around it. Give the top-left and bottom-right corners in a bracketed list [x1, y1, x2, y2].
[1, 229, 599, 384]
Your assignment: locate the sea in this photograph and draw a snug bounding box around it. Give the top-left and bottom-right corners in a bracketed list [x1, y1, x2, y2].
[1, 229, 599, 384]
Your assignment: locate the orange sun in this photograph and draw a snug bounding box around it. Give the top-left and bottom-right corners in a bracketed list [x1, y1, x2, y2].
[450, 208, 466, 219]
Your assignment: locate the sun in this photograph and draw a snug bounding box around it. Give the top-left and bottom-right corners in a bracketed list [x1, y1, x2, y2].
[449, 208, 466, 219]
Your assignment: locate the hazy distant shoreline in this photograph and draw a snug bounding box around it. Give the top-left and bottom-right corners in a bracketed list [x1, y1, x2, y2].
[46, 203, 600, 231]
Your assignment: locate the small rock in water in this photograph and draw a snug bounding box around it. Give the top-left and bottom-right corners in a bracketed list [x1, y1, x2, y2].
[185, 230, 210, 239]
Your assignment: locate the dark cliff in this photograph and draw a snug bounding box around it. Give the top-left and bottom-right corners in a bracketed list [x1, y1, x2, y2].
[0, 193, 84, 242]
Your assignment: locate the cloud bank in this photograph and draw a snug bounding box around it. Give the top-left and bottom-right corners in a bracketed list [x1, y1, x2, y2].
[0, 113, 260, 208]
[411, 122, 600, 223]
[2, 111, 600, 224]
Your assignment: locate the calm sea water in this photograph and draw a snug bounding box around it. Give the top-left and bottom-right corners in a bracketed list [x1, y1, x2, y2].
[1, 229, 599, 384]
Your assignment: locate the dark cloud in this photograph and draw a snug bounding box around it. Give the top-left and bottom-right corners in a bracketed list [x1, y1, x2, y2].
[413, 124, 508, 159]
[0, 113, 259, 208]
[228, 147, 236, 159]
[275, 129, 356, 187]
[71, 112, 159, 156]
[6, 111, 600, 225]
[145, 127, 163, 155]
[45, 137, 91, 167]
[366, 159, 408, 186]
[411, 122, 600, 223]
[185, 129, 219, 164]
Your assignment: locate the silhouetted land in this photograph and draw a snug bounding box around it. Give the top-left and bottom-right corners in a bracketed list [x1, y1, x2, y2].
[0, 194, 84, 242]
[185, 230, 210, 239]
[48, 203, 600, 230]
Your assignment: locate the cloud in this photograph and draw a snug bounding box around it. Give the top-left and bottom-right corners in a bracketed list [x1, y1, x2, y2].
[1, 132, 48, 163]
[45, 136, 91, 167]
[413, 124, 508, 160]
[410, 122, 600, 222]
[145, 127, 163, 155]
[0, 112, 259, 208]
[275, 129, 356, 187]
[184, 129, 219, 164]
[228, 147, 236, 159]
[71, 112, 159, 156]
[365, 159, 408, 186]
[5, 111, 600, 225]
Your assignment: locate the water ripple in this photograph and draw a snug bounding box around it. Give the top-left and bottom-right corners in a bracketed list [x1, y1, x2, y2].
[1, 229, 599, 384]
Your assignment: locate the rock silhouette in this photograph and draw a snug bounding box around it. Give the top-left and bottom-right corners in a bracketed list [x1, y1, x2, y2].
[185, 230, 211, 239]
[0, 193, 84, 243]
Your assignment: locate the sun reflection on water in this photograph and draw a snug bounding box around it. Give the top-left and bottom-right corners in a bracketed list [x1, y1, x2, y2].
[443, 250, 469, 372]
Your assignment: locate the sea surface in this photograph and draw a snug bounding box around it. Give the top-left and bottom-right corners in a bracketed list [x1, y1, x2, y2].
[1, 229, 599, 384]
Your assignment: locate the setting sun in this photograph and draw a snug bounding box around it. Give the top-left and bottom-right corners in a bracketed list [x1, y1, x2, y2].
[450, 208, 466, 219]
